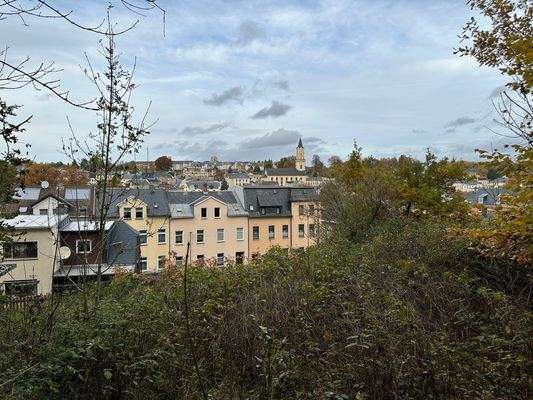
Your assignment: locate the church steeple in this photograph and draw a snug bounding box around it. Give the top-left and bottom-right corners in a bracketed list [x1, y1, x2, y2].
[295, 138, 305, 171]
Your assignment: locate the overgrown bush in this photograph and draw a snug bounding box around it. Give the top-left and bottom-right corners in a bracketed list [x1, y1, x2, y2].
[0, 218, 529, 399]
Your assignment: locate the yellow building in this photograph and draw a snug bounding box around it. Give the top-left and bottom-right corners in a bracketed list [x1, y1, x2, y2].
[108, 189, 170, 273]
[0, 214, 65, 295]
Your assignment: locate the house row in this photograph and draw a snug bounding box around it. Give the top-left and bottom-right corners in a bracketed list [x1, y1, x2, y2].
[0, 185, 318, 295]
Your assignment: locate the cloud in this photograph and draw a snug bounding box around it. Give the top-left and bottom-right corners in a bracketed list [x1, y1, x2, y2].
[179, 122, 231, 136]
[272, 80, 290, 91]
[488, 85, 507, 99]
[250, 101, 291, 119]
[203, 86, 245, 106]
[236, 20, 265, 46]
[412, 128, 427, 134]
[240, 128, 301, 148]
[444, 116, 476, 129]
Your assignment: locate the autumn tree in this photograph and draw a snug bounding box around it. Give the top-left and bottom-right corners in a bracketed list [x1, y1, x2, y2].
[22, 162, 60, 186]
[310, 154, 325, 176]
[154, 155, 172, 171]
[61, 164, 89, 185]
[458, 0, 532, 266]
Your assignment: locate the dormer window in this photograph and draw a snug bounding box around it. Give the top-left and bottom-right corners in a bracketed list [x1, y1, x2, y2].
[135, 207, 143, 219]
[123, 207, 132, 219]
[261, 208, 266, 215]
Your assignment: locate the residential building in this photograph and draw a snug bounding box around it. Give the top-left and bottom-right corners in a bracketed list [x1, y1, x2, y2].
[0, 214, 66, 295]
[263, 139, 309, 186]
[168, 191, 248, 267]
[226, 172, 252, 188]
[179, 180, 222, 192]
[106, 188, 170, 273]
[54, 219, 139, 290]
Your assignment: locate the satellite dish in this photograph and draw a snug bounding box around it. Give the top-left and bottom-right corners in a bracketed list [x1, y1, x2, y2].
[59, 246, 71, 260]
[41, 180, 50, 189]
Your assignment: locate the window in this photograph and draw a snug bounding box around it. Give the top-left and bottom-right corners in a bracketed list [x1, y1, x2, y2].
[216, 253, 224, 267]
[298, 224, 305, 238]
[236, 227, 244, 241]
[252, 226, 259, 240]
[235, 252, 245, 264]
[138, 257, 147, 272]
[139, 230, 147, 245]
[276, 207, 281, 214]
[260, 207, 266, 215]
[299, 204, 305, 215]
[76, 239, 92, 254]
[201, 207, 207, 218]
[3, 242, 38, 259]
[175, 256, 183, 267]
[217, 228, 225, 242]
[196, 254, 204, 266]
[175, 230, 183, 245]
[123, 207, 132, 219]
[268, 225, 275, 239]
[282, 225, 289, 239]
[214, 207, 220, 218]
[309, 224, 316, 237]
[135, 207, 143, 219]
[309, 204, 315, 214]
[4, 280, 37, 296]
[196, 229, 204, 243]
[39, 209, 47, 215]
[157, 229, 166, 244]
[158, 255, 166, 270]
[79, 208, 87, 215]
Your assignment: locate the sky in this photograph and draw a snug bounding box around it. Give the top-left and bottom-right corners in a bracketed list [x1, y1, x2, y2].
[0, 0, 509, 163]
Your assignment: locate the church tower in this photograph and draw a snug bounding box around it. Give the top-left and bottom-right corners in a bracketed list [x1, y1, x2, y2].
[295, 138, 305, 171]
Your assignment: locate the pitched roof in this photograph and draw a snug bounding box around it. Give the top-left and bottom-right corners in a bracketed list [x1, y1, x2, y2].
[297, 138, 303, 148]
[105, 188, 169, 218]
[242, 187, 292, 217]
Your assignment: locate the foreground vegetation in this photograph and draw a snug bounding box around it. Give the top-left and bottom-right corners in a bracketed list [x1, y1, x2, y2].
[1, 216, 529, 399]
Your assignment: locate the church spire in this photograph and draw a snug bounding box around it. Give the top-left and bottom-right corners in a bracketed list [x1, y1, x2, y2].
[297, 138, 303, 148]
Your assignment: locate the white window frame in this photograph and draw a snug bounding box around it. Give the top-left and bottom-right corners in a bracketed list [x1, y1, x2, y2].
[175, 256, 183, 267]
[214, 207, 221, 218]
[139, 257, 148, 271]
[135, 207, 144, 219]
[158, 255, 166, 270]
[123, 207, 132, 219]
[196, 229, 204, 244]
[76, 239, 92, 254]
[298, 224, 305, 238]
[217, 228, 225, 243]
[268, 225, 275, 239]
[282, 224, 289, 239]
[201, 207, 207, 219]
[139, 230, 147, 245]
[216, 252, 225, 267]
[175, 230, 183, 245]
[236, 227, 244, 241]
[252, 226, 259, 240]
[157, 228, 166, 244]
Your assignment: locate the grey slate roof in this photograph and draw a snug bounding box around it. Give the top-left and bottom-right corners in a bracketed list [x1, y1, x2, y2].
[464, 188, 507, 206]
[265, 168, 307, 176]
[167, 191, 247, 218]
[290, 187, 317, 202]
[106, 220, 140, 267]
[227, 172, 250, 179]
[242, 187, 292, 217]
[104, 188, 170, 218]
